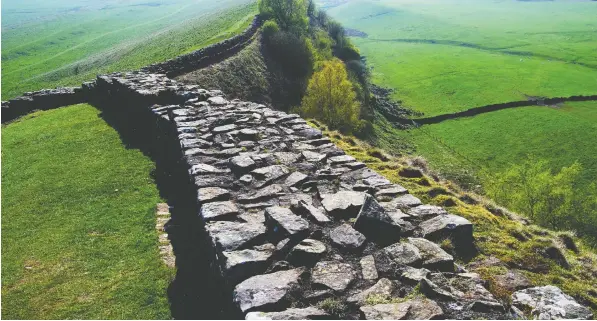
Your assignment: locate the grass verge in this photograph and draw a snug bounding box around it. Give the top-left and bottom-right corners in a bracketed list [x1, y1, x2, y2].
[1, 104, 173, 319]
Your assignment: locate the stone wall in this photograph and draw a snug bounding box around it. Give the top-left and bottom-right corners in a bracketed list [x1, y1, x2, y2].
[87, 71, 594, 320]
[1, 87, 88, 123]
[141, 16, 262, 77]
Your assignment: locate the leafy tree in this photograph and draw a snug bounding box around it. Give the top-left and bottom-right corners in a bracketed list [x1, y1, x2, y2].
[300, 59, 362, 133]
[482, 158, 597, 246]
[259, 0, 308, 34]
[267, 31, 314, 78]
[262, 19, 280, 40]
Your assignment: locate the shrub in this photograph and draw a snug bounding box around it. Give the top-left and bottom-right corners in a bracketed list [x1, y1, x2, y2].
[267, 31, 314, 78]
[261, 19, 280, 40]
[299, 59, 363, 133]
[259, 0, 308, 34]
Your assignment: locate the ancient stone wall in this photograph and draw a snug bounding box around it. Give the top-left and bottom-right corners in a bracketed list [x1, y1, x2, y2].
[1, 87, 88, 123]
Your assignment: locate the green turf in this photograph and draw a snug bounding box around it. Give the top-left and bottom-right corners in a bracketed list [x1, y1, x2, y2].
[327, 0, 597, 116]
[1, 104, 173, 319]
[1, 0, 257, 100]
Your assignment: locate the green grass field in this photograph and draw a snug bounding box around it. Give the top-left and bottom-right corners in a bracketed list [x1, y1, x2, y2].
[1, 105, 173, 319]
[1, 0, 256, 100]
[326, 0, 597, 188]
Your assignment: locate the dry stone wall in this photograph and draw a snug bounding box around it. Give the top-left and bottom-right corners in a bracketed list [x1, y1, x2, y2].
[88, 70, 577, 320]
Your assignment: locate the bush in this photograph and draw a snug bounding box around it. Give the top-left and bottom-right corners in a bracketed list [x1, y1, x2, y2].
[482, 158, 597, 246]
[259, 0, 308, 34]
[300, 59, 363, 133]
[267, 31, 314, 78]
[261, 19, 280, 40]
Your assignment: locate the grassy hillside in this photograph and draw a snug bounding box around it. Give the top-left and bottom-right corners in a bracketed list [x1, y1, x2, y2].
[1, 0, 257, 100]
[1, 105, 173, 319]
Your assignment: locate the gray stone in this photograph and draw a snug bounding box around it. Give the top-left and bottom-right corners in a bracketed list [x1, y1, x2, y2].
[421, 273, 502, 311]
[245, 307, 328, 320]
[198, 187, 230, 203]
[190, 163, 229, 175]
[213, 124, 237, 133]
[288, 239, 326, 264]
[264, 207, 309, 238]
[312, 261, 357, 292]
[330, 224, 366, 250]
[407, 299, 444, 320]
[494, 270, 532, 292]
[208, 96, 228, 105]
[302, 150, 326, 162]
[380, 242, 422, 267]
[239, 184, 285, 203]
[354, 195, 401, 246]
[200, 201, 239, 221]
[285, 172, 308, 187]
[239, 128, 260, 140]
[233, 268, 305, 312]
[240, 174, 253, 184]
[252, 165, 290, 187]
[290, 200, 330, 224]
[363, 175, 392, 188]
[388, 194, 423, 209]
[401, 266, 431, 284]
[222, 244, 275, 284]
[419, 214, 473, 245]
[230, 156, 256, 174]
[407, 205, 448, 220]
[512, 285, 593, 320]
[407, 237, 454, 272]
[274, 152, 302, 165]
[321, 191, 367, 218]
[328, 155, 356, 165]
[348, 278, 395, 304]
[375, 185, 408, 198]
[206, 220, 267, 251]
[360, 255, 379, 280]
[360, 302, 410, 320]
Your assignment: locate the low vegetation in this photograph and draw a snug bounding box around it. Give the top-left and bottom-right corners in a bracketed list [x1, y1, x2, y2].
[1, 105, 172, 319]
[309, 120, 597, 315]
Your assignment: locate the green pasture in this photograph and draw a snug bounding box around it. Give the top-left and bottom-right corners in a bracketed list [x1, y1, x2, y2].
[1, 104, 173, 319]
[1, 0, 257, 100]
[326, 0, 597, 116]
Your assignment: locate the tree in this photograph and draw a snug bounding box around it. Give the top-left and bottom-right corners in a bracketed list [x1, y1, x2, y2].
[300, 59, 362, 133]
[259, 0, 308, 34]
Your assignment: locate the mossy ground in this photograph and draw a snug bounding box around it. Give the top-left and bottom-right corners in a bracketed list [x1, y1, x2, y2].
[1, 105, 174, 319]
[309, 120, 597, 315]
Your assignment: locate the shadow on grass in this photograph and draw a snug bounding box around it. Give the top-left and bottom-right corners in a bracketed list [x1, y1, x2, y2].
[90, 96, 235, 319]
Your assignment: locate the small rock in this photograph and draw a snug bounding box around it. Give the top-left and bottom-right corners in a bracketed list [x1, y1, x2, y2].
[190, 163, 229, 175]
[401, 266, 430, 284]
[213, 124, 237, 133]
[302, 150, 327, 162]
[265, 207, 309, 238]
[330, 224, 366, 250]
[288, 239, 326, 265]
[238, 184, 285, 203]
[290, 200, 331, 224]
[354, 195, 401, 246]
[379, 242, 422, 267]
[375, 185, 408, 198]
[348, 278, 395, 304]
[407, 299, 444, 319]
[222, 244, 275, 284]
[230, 156, 256, 174]
[419, 214, 473, 246]
[285, 172, 308, 187]
[360, 302, 410, 320]
[233, 268, 305, 312]
[245, 307, 328, 320]
[200, 201, 239, 221]
[208, 96, 228, 105]
[407, 238, 454, 272]
[407, 205, 448, 220]
[206, 221, 267, 251]
[312, 261, 357, 292]
[252, 165, 290, 187]
[321, 191, 367, 218]
[328, 155, 356, 165]
[512, 285, 593, 320]
[240, 174, 253, 184]
[197, 187, 230, 203]
[494, 270, 532, 292]
[360, 255, 379, 280]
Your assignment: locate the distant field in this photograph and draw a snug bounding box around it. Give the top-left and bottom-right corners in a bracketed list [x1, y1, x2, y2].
[326, 0, 597, 189]
[327, 0, 597, 116]
[1, 0, 256, 100]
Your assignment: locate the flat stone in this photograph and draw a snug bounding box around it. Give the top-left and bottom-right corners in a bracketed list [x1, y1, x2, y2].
[213, 124, 237, 133]
[407, 205, 448, 220]
[376, 185, 408, 198]
[230, 156, 256, 174]
[197, 187, 230, 203]
[421, 273, 502, 311]
[379, 242, 422, 267]
[200, 201, 239, 221]
[354, 195, 401, 246]
[208, 96, 228, 105]
[312, 261, 357, 292]
[330, 224, 366, 250]
[419, 214, 473, 245]
[245, 307, 328, 320]
[512, 285, 593, 320]
[285, 172, 308, 187]
[240, 174, 253, 184]
[401, 266, 431, 284]
[252, 165, 290, 187]
[360, 302, 410, 320]
[222, 244, 275, 284]
[274, 152, 302, 165]
[239, 128, 260, 140]
[264, 207, 309, 238]
[239, 184, 285, 203]
[348, 278, 395, 304]
[494, 270, 532, 292]
[407, 299, 444, 319]
[190, 163, 229, 175]
[328, 155, 356, 165]
[321, 191, 367, 218]
[360, 255, 379, 280]
[407, 238, 454, 272]
[295, 127, 322, 139]
[233, 268, 305, 312]
[288, 239, 326, 265]
[290, 200, 330, 224]
[363, 175, 392, 188]
[206, 221, 267, 251]
[302, 150, 326, 162]
[388, 194, 422, 209]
